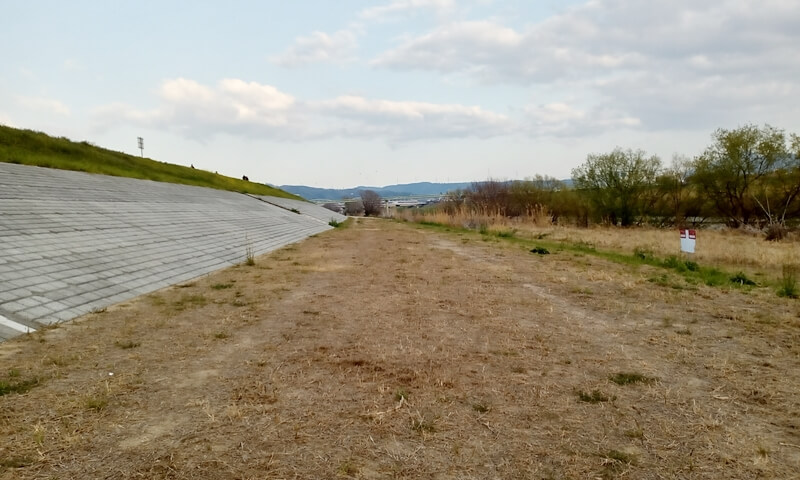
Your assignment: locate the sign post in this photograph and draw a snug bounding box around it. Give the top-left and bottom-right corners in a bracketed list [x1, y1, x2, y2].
[137, 137, 144, 157]
[680, 229, 696, 254]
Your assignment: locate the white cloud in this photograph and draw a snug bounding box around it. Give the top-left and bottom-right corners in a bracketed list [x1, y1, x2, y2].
[17, 96, 71, 116]
[94, 78, 512, 143]
[525, 102, 640, 136]
[359, 0, 456, 20]
[315, 94, 511, 141]
[371, 0, 800, 134]
[273, 30, 358, 67]
[94, 78, 299, 139]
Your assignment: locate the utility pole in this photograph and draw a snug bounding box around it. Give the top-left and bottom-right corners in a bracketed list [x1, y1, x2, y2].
[137, 137, 144, 157]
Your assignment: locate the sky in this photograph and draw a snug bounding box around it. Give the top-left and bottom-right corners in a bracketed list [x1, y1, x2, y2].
[2, 1, 799, 189]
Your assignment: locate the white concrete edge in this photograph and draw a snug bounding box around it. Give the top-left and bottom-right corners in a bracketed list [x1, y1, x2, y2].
[0, 314, 36, 333]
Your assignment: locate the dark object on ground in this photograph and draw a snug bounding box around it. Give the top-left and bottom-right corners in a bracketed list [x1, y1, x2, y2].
[530, 246, 550, 255]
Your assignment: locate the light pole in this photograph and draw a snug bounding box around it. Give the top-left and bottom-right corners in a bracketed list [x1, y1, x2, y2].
[137, 137, 144, 157]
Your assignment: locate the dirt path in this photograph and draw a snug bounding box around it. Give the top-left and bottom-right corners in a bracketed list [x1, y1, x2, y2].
[1, 219, 799, 479]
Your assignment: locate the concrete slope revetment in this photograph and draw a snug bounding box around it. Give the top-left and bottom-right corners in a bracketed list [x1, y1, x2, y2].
[0, 162, 332, 341]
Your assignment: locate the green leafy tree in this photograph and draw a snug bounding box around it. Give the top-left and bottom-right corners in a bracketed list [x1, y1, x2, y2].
[654, 154, 707, 226]
[691, 124, 789, 227]
[571, 148, 662, 226]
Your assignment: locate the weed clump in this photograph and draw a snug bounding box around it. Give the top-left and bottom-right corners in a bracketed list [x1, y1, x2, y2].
[328, 219, 342, 228]
[577, 389, 612, 403]
[633, 246, 653, 260]
[394, 389, 408, 402]
[730, 272, 756, 286]
[610, 372, 655, 386]
[0, 377, 40, 396]
[778, 265, 798, 298]
[114, 340, 141, 349]
[530, 246, 550, 255]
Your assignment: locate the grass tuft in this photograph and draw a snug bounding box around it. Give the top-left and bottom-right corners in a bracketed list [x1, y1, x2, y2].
[610, 372, 655, 386]
[530, 246, 550, 255]
[730, 272, 756, 286]
[84, 395, 109, 412]
[603, 449, 636, 465]
[0, 377, 40, 396]
[577, 389, 612, 403]
[394, 389, 408, 402]
[777, 265, 798, 298]
[211, 282, 234, 290]
[0, 456, 33, 469]
[114, 340, 141, 349]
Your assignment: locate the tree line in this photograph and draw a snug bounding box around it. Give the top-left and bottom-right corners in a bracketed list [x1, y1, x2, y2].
[440, 124, 800, 235]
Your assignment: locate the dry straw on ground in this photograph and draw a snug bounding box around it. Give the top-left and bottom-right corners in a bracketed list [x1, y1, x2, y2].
[400, 208, 799, 276]
[1, 219, 799, 479]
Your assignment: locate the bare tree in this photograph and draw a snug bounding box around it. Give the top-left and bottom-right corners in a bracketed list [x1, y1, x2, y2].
[360, 190, 383, 216]
[344, 199, 364, 216]
[322, 202, 343, 214]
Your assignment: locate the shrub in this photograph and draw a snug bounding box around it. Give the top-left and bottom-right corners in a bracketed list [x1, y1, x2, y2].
[765, 223, 787, 241]
[778, 265, 798, 298]
[730, 272, 756, 286]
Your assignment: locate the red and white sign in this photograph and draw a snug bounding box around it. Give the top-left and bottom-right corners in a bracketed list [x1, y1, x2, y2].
[680, 229, 696, 253]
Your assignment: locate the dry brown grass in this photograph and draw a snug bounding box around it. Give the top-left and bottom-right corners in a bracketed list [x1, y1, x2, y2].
[1, 219, 799, 479]
[400, 208, 799, 276]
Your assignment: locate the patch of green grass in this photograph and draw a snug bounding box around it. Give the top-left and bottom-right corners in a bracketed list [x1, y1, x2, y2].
[495, 230, 515, 238]
[328, 219, 342, 228]
[610, 372, 655, 386]
[633, 246, 654, 260]
[114, 340, 141, 349]
[173, 294, 208, 311]
[778, 265, 798, 299]
[211, 282, 234, 290]
[417, 220, 444, 227]
[0, 377, 40, 396]
[0, 125, 300, 198]
[411, 220, 771, 293]
[84, 395, 109, 412]
[577, 389, 613, 403]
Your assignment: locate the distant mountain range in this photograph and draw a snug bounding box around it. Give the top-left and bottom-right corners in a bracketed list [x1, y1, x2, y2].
[279, 182, 474, 200]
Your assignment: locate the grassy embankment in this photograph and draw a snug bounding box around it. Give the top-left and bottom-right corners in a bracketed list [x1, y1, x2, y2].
[0, 125, 300, 199]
